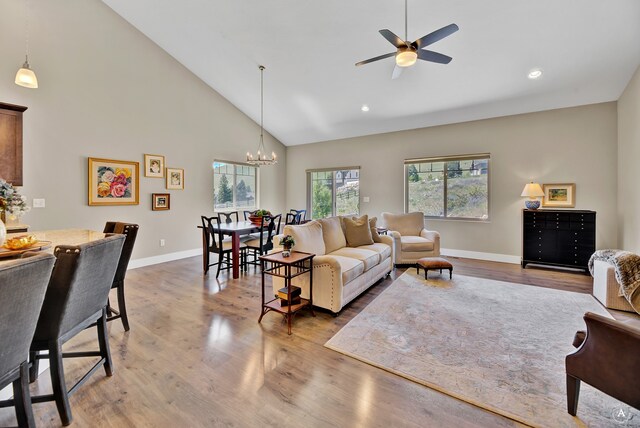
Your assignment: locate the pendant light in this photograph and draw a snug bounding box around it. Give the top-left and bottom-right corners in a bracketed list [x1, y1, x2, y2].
[246, 65, 276, 165]
[15, 0, 38, 89]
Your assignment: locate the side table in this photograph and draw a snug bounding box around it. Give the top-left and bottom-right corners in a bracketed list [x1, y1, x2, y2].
[258, 251, 315, 335]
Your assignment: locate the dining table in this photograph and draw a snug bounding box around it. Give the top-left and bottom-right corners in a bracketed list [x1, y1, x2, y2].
[199, 220, 260, 279]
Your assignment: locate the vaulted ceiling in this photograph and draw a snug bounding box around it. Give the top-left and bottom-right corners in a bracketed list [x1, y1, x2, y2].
[102, 0, 640, 146]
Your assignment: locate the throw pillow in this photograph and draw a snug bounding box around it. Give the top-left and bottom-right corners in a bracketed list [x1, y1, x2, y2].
[344, 215, 374, 247]
[317, 217, 347, 253]
[283, 221, 326, 256]
[369, 216, 381, 243]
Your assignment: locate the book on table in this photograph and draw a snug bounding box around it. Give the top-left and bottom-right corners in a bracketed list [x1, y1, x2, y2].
[276, 285, 301, 301]
[280, 296, 302, 307]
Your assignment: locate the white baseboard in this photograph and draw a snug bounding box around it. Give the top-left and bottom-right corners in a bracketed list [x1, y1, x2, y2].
[441, 248, 520, 265]
[128, 248, 202, 269]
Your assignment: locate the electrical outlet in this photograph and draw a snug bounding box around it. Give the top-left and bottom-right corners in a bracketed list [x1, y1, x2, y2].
[159, 239, 165, 247]
[33, 198, 45, 208]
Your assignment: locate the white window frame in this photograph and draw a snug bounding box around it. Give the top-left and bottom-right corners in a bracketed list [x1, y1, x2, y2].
[213, 159, 260, 212]
[404, 153, 490, 221]
[306, 166, 361, 219]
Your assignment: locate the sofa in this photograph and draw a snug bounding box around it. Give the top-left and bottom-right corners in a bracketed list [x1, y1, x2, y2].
[272, 215, 393, 314]
[381, 212, 440, 266]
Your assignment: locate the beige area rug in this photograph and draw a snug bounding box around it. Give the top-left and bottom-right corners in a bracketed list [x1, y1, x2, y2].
[325, 271, 640, 427]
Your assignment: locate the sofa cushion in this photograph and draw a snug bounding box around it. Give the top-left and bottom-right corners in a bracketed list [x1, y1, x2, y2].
[400, 236, 435, 252]
[382, 212, 424, 236]
[344, 215, 374, 247]
[369, 216, 381, 242]
[283, 221, 325, 256]
[317, 217, 346, 254]
[327, 255, 365, 285]
[329, 247, 380, 272]
[358, 243, 392, 261]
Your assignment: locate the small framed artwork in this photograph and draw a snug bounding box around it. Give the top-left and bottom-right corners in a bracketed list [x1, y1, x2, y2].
[542, 183, 576, 208]
[88, 157, 139, 206]
[166, 167, 184, 190]
[144, 154, 165, 178]
[152, 193, 170, 211]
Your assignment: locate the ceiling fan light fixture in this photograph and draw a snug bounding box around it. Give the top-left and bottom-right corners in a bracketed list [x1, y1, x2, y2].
[396, 49, 417, 67]
[528, 68, 543, 80]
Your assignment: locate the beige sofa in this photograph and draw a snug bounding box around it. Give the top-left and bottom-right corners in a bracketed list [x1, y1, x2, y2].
[272, 216, 393, 314]
[381, 212, 440, 266]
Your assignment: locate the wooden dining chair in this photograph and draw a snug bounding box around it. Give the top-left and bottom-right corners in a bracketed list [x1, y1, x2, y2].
[243, 210, 257, 221]
[201, 215, 245, 277]
[219, 211, 239, 223]
[243, 214, 282, 269]
[285, 209, 306, 225]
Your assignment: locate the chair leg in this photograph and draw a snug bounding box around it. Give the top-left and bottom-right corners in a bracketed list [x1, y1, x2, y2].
[566, 374, 581, 416]
[49, 339, 72, 426]
[97, 308, 114, 377]
[13, 361, 35, 428]
[216, 253, 223, 278]
[28, 351, 39, 383]
[116, 281, 130, 331]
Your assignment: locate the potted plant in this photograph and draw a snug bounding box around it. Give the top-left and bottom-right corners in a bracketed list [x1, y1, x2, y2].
[281, 235, 295, 257]
[248, 209, 271, 225]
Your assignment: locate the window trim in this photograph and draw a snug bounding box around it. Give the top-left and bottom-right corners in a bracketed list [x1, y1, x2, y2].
[306, 166, 361, 219]
[404, 154, 490, 222]
[213, 159, 260, 212]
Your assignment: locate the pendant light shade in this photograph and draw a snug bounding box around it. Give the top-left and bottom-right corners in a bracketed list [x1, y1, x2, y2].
[15, 56, 38, 88]
[246, 65, 277, 166]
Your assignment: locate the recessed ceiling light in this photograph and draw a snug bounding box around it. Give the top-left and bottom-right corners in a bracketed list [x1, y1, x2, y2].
[528, 68, 543, 80]
[361, 104, 370, 112]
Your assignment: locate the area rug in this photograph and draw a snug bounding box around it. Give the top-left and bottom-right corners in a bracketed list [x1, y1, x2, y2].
[325, 271, 640, 427]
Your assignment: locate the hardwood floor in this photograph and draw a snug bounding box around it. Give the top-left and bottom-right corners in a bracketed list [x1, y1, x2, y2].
[0, 256, 630, 427]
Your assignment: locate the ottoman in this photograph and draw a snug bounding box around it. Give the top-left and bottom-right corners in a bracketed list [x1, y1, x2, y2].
[416, 257, 453, 280]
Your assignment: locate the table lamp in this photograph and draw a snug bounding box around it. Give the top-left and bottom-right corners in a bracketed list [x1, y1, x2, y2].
[521, 182, 544, 209]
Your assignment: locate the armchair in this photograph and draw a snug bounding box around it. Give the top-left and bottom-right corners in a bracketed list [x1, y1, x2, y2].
[381, 212, 440, 266]
[565, 312, 640, 416]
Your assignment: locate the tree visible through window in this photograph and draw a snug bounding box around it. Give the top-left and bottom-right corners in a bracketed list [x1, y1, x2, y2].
[406, 155, 489, 220]
[308, 168, 360, 219]
[213, 161, 258, 211]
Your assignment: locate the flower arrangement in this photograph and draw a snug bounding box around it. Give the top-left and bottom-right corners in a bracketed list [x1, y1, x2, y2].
[281, 235, 295, 248]
[97, 166, 132, 198]
[0, 178, 30, 218]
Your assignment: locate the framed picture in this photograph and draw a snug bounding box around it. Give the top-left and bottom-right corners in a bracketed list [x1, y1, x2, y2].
[166, 167, 184, 190]
[152, 193, 170, 211]
[144, 154, 165, 178]
[88, 157, 139, 206]
[542, 183, 576, 208]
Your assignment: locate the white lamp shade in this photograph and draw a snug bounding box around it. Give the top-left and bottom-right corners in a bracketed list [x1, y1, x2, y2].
[396, 50, 418, 67]
[15, 66, 38, 88]
[521, 182, 544, 198]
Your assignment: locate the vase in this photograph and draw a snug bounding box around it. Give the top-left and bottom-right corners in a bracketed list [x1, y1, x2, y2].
[282, 245, 292, 257]
[0, 217, 6, 247]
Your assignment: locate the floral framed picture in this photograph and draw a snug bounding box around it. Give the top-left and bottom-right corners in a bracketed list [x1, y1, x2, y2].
[88, 157, 139, 206]
[166, 167, 184, 190]
[542, 183, 576, 208]
[152, 193, 170, 211]
[144, 154, 165, 178]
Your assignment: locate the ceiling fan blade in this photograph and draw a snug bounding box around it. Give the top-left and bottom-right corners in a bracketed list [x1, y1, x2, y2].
[355, 52, 396, 67]
[417, 49, 453, 64]
[392, 65, 403, 80]
[379, 29, 407, 48]
[412, 23, 459, 49]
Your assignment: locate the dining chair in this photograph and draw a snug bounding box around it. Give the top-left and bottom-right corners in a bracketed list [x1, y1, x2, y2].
[243, 210, 257, 221]
[28, 235, 125, 426]
[103, 221, 139, 331]
[201, 215, 245, 278]
[243, 214, 282, 269]
[285, 209, 306, 225]
[219, 211, 239, 223]
[0, 253, 55, 428]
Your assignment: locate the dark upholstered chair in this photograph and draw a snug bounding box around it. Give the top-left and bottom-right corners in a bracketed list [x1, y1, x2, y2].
[103, 222, 139, 331]
[285, 209, 306, 225]
[0, 253, 55, 428]
[28, 235, 125, 426]
[201, 215, 244, 277]
[565, 312, 640, 416]
[243, 214, 282, 269]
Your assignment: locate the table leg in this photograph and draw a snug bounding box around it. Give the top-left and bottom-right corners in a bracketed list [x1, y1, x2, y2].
[201, 228, 209, 273]
[309, 258, 315, 317]
[231, 233, 240, 279]
[258, 260, 266, 323]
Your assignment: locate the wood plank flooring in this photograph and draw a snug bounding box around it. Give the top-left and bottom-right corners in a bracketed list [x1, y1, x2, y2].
[0, 256, 630, 427]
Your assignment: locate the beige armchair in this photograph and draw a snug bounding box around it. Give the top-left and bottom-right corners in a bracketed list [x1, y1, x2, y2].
[381, 212, 440, 266]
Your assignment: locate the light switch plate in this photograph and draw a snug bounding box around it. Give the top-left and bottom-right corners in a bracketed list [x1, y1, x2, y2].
[33, 198, 45, 208]
[363, 196, 370, 203]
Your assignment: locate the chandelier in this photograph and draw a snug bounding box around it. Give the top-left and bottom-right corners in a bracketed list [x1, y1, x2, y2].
[246, 65, 277, 165]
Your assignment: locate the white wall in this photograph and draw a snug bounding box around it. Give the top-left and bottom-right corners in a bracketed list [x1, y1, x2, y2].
[286, 103, 618, 259]
[618, 65, 640, 253]
[0, 0, 286, 261]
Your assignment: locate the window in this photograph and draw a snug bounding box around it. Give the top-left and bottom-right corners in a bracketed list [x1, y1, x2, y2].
[405, 154, 489, 220]
[213, 161, 258, 211]
[307, 168, 360, 219]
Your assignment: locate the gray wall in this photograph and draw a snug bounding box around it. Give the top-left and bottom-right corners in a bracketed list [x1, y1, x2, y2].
[0, 0, 286, 260]
[286, 103, 618, 259]
[618, 65, 640, 253]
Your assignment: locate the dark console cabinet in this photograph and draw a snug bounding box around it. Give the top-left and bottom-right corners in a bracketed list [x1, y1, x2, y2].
[522, 209, 595, 271]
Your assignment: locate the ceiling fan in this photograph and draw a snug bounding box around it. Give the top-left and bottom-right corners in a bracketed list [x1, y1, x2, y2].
[355, 0, 459, 79]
